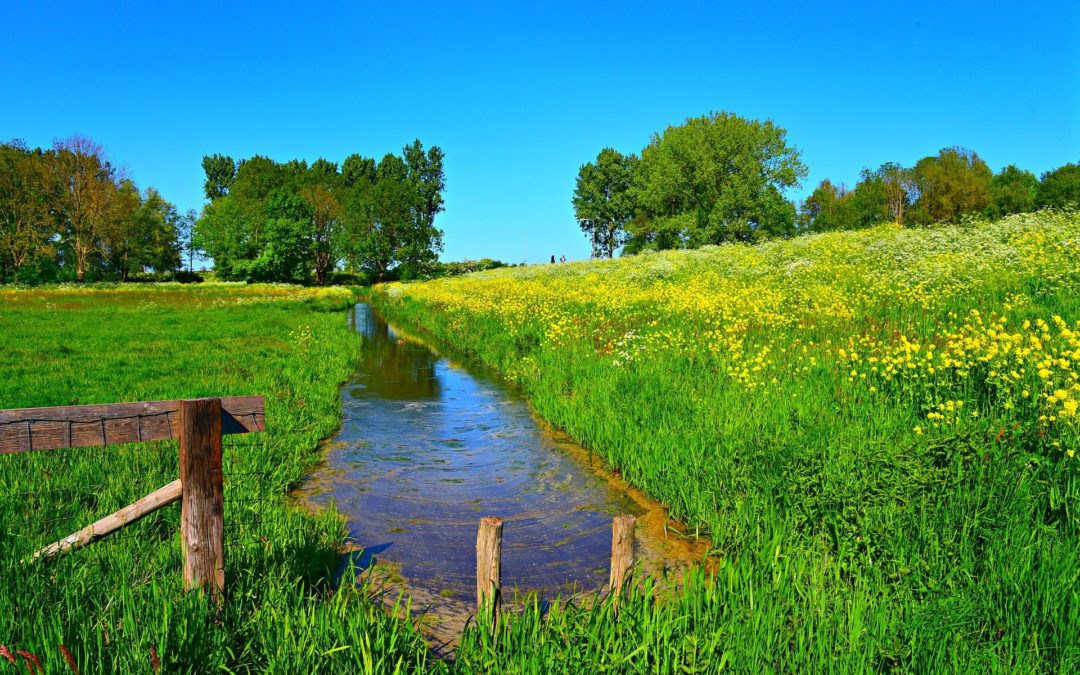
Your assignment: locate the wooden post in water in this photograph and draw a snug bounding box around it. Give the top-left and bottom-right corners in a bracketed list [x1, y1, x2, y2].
[609, 515, 636, 614]
[179, 398, 225, 599]
[475, 516, 504, 633]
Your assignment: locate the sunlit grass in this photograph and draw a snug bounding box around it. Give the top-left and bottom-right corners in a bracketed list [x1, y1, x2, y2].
[380, 211, 1080, 671]
[0, 284, 435, 673]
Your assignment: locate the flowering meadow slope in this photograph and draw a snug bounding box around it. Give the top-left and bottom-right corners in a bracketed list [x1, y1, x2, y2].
[380, 211, 1080, 670]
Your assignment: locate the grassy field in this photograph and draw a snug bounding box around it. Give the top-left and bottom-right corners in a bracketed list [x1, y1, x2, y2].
[378, 211, 1080, 672]
[0, 283, 724, 674]
[0, 284, 438, 673]
[3, 212, 1079, 673]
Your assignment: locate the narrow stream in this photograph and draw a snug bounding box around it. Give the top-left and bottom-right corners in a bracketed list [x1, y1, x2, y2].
[295, 303, 707, 645]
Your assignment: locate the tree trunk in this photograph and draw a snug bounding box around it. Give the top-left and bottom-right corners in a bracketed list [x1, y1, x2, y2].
[75, 238, 87, 283]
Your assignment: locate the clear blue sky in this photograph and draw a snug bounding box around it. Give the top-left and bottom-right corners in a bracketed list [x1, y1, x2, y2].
[2, 1, 1077, 264]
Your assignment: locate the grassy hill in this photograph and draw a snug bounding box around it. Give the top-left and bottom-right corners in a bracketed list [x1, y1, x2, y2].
[379, 210, 1080, 671]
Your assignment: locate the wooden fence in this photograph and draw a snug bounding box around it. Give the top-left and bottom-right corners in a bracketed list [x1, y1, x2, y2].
[475, 513, 637, 631]
[2, 395, 639, 619]
[0, 396, 265, 598]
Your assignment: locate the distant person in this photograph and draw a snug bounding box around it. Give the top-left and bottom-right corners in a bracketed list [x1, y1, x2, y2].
[560, 255, 566, 263]
[550, 255, 555, 264]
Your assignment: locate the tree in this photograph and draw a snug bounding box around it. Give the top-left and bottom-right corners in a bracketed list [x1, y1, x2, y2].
[909, 147, 992, 224]
[196, 144, 446, 284]
[842, 163, 915, 228]
[0, 141, 54, 279]
[572, 148, 638, 257]
[988, 165, 1039, 218]
[339, 144, 446, 281]
[797, 179, 856, 232]
[401, 140, 446, 278]
[342, 153, 376, 187]
[50, 135, 119, 282]
[299, 182, 341, 285]
[194, 195, 263, 280]
[877, 162, 914, 224]
[1, 137, 183, 284]
[343, 153, 414, 282]
[102, 178, 143, 280]
[629, 111, 806, 250]
[195, 155, 291, 280]
[178, 208, 198, 273]
[240, 189, 312, 283]
[133, 188, 182, 275]
[1036, 163, 1080, 209]
[202, 154, 236, 201]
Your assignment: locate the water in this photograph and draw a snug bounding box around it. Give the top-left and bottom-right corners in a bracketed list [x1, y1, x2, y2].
[296, 303, 706, 643]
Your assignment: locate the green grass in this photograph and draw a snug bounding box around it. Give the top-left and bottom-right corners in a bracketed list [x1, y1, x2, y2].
[4, 212, 1080, 674]
[377, 212, 1080, 672]
[0, 283, 436, 673]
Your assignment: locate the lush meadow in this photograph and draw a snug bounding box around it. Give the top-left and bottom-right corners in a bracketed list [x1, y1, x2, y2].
[2, 210, 1079, 674]
[0, 284, 437, 673]
[379, 211, 1080, 671]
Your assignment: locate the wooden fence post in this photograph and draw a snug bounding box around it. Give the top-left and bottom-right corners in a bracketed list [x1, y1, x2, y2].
[179, 398, 225, 599]
[476, 516, 504, 633]
[609, 515, 636, 613]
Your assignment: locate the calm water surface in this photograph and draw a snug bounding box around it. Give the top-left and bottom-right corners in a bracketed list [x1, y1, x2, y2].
[297, 304, 698, 609]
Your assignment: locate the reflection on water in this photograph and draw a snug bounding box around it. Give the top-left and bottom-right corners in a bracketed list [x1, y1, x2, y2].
[351, 305, 441, 401]
[298, 303, 707, 634]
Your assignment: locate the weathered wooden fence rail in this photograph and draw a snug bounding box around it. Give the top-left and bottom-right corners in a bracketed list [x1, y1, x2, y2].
[0, 396, 264, 453]
[0, 396, 265, 598]
[4, 396, 642, 618]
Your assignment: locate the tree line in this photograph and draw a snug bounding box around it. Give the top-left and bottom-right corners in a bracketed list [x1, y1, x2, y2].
[0, 137, 191, 284]
[194, 140, 445, 285]
[573, 111, 1080, 257]
[797, 149, 1080, 232]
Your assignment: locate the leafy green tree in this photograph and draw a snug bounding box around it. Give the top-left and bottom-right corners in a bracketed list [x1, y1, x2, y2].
[135, 188, 183, 275]
[196, 144, 445, 284]
[843, 163, 914, 228]
[572, 148, 638, 257]
[309, 158, 338, 181]
[909, 147, 992, 224]
[1, 137, 183, 284]
[342, 153, 376, 187]
[178, 208, 198, 273]
[797, 179, 856, 232]
[988, 165, 1039, 218]
[101, 183, 183, 281]
[877, 162, 914, 224]
[201, 154, 236, 201]
[343, 154, 414, 282]
[0, 141, 55, 279]
[196, 155, 316, 281]
[628, 111, 806, 250]
[299, 182, 341, 285]
[400, 140, 446, 278]
[1036, 162, 1080, 209]
[50, 135, 119, 282]
[229, 155, 290, 205]
[240, 189, 312, 283]
[102, 178, 143, 280]
[847, 171, 889, 228]
[194, 195, 264, 279]
[339, 144, 445, 281]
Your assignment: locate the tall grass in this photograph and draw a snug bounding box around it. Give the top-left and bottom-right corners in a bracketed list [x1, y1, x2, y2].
[0, 284, 435, 673]
[3, 212, 1079, 674]
[379, 212, 1080, 672]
